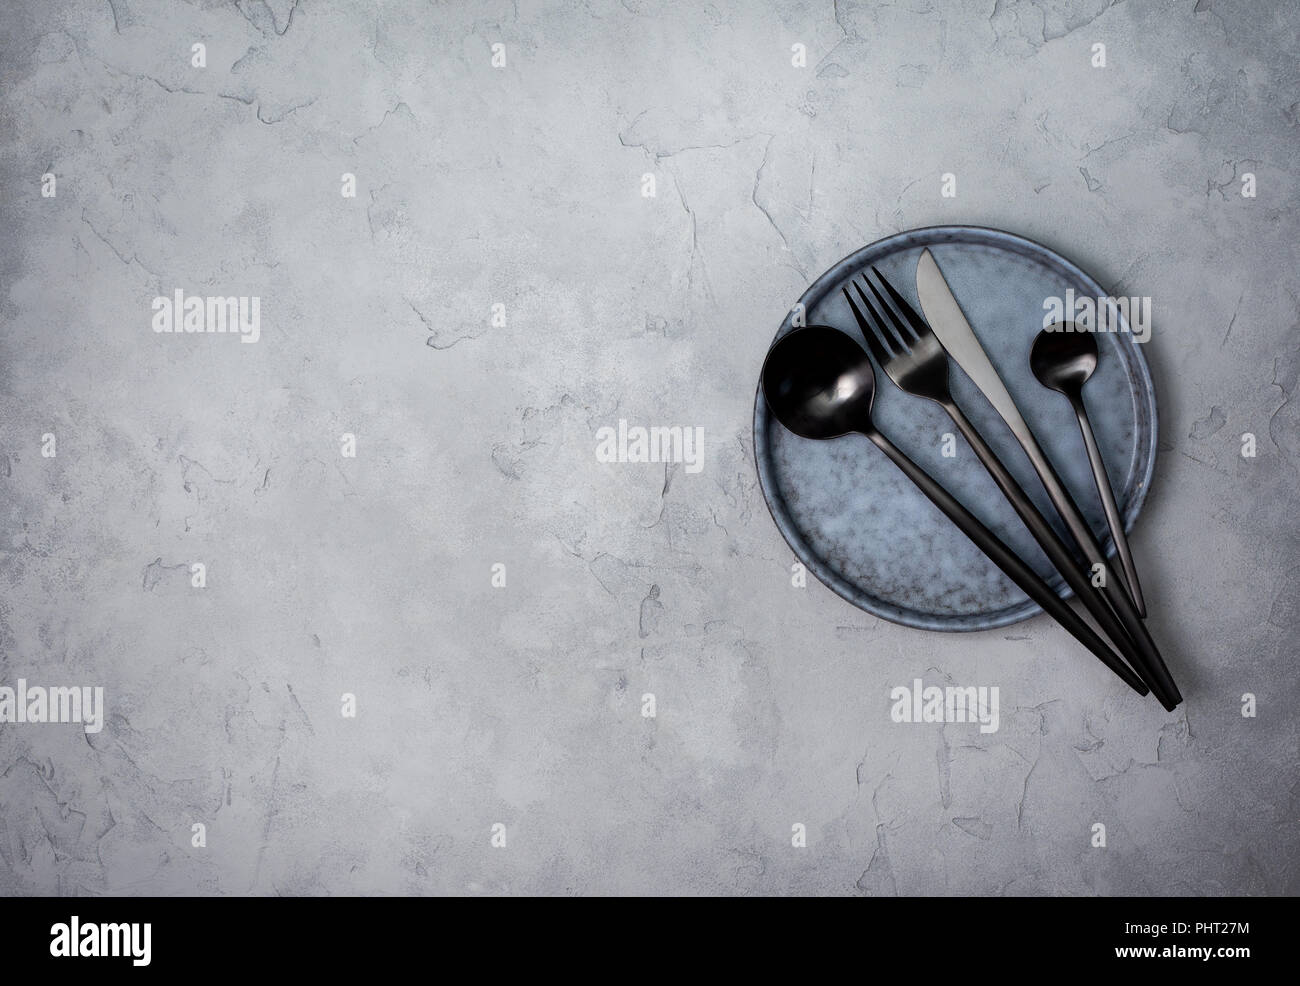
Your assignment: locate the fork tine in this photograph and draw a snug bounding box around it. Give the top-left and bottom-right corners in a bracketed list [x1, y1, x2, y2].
[860, 277, 912, 351]
[870, 265, 931, 342]
[851, 280, 908, 355]
[841, 285, 893, 363]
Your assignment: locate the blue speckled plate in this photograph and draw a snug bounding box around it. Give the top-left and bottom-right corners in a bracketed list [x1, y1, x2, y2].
[754, 226, 1158, 631]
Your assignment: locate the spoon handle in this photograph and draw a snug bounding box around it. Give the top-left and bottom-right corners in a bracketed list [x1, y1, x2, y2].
[1071, 395, 1147, 618]
[864, 429, 1150, 698]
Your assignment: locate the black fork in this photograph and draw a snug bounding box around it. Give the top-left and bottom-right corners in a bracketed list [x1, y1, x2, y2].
[843, 267, 1178, 710]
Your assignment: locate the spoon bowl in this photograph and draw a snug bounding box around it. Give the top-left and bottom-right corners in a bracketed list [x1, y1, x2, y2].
[1029, 321, 1098, 395]
[761, 325, 878, 440]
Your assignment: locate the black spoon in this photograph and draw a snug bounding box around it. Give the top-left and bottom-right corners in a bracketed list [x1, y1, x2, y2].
[762, 325, 1149, 699]
[1030, 323, 1146, 618]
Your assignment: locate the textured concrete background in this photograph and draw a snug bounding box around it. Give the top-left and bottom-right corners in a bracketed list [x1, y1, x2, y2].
[0, 0, 1296, 896]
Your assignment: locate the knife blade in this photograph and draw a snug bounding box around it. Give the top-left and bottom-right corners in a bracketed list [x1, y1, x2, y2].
[915, 249, 1039, 454]
[914, 247, 1181, 708]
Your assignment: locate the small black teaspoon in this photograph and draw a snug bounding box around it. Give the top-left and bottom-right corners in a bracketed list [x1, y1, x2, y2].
[1030, 323, 1147, 618]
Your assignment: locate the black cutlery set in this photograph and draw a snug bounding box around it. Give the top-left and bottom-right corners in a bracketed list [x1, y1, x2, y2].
[761, 247, 1181, 710]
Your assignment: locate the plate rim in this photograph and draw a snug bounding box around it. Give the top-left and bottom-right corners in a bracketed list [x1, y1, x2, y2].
[752, 224, 1160, 632]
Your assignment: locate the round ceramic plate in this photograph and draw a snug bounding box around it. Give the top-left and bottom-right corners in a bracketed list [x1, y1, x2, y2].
[753, 226, 1158, 631]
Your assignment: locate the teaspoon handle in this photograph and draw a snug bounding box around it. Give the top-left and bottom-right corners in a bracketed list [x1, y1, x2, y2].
[863, 428, 1149, 698]
[1071, 395, 1147, 618]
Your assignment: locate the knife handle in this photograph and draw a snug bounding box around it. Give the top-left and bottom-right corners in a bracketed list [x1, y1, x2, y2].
[955, 360, 1175, 704]
[940, 399, 1171, 704]
[1025, 442, 1180, 708]
[864, 429, 1148, 697]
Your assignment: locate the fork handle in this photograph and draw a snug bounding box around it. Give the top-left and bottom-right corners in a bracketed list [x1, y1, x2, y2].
[941, 400, 1172, 709]
[863, 428, 1148, 697]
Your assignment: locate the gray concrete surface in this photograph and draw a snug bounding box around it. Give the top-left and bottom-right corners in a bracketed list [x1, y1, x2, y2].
[0, 0, 1296, 896]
